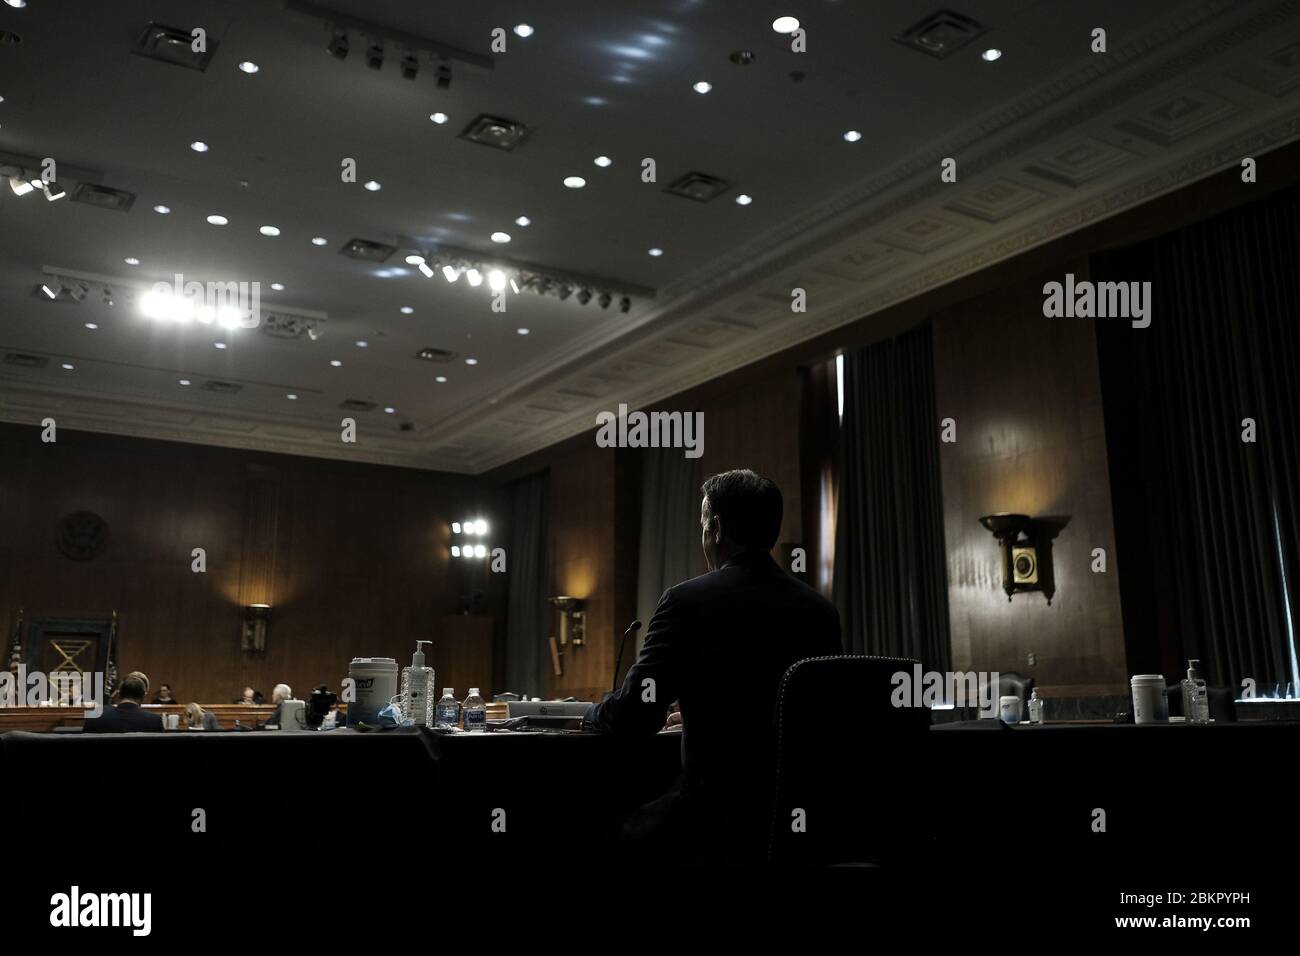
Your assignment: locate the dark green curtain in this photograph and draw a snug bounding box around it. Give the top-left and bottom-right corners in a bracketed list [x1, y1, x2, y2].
[833, 323, 951, 672]
[1094, 185, 1300, 693]
[504, 470, 550, 697]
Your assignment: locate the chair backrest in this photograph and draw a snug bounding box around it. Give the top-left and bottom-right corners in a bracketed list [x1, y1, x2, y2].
[768, 655, 929, 865]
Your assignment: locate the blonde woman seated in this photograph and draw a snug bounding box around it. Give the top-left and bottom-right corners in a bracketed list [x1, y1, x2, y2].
[184, 702, 220, 731]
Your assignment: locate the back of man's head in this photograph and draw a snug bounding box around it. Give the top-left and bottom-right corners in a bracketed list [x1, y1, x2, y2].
[702, 469, 783, 551]
[118, 675, 147, 703]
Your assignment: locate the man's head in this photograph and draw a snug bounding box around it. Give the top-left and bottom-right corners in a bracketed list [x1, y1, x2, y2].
[159, 683, 172, 699]
[241, 686, 255, 704]
[700, 469, 783, 570]
[118, 675, 147, 704]
[272, 683, 292, 704]
[126, 671, 150, 695]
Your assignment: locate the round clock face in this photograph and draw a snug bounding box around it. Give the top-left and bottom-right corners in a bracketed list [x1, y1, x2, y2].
[55, 511, 108, 561]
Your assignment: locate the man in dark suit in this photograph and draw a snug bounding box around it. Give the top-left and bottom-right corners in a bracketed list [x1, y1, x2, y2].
[584, 468, 842, 864]
[83, 674, 164, 733]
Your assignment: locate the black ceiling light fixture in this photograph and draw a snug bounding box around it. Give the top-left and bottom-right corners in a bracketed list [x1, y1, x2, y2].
[365, 39, 384, 70]
[436, 62, 452, 88]
[400, 52, 419, 80]
[327, 26, 349, 60]
[729, 49, 756, 65]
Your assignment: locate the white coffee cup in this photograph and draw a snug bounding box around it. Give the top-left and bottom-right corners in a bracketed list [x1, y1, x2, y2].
[1130, 674, 1168, 724]
[999, 695, 1022, 724]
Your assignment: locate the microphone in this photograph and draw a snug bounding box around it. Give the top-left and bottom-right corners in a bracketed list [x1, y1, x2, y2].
[612, 620, 642, 692]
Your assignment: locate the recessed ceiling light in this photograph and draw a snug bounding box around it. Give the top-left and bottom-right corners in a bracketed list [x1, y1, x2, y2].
[693, 81, 712, 94]
[190, 141, 209, 153]
[238, 60, 259, 74]
[383, 406, 396, 414]
[843, 129, 862, 143]
[4, 1, 26, 9]
[648, 247, 664, 257]
[124, 257, 140, 265]
[355, 340, 368, 348]
[513, 23, 534, 38]
[329, 359, 342, 367]
[488, 269, 507, 291]
[363, 180, 381, 191]
[735, 194, 753, 205]
[207, 214, 229, 225]
[179, 379, 191, 386]
[311, 236, 328, 246]
[259, 225, 280, 237]
[564, 176, 586, 188]
[270, 282, 285, 291]
[435, 375, 448, 383]
[490, 231, 511, 243]
[981, 48, 1002, 62]
[405, 254, 425, 265]
[465, 357, 478, 365]
[515, 215, 531, 227]
[286, 393, 298, 400]
[516, 328, 529, 335]
[772, 16, 800, 34]
[214, 342, 228, 350]
[400, 306, 414, 314]
[442, 265, 460, 282]
[466, 269, 483, 287]
[153, 204, 171, 214]
[429, 112, 449, 124]
[61, 363, 74, 371]
[593, 155, 612, 167]
[84, 322, 98, 330]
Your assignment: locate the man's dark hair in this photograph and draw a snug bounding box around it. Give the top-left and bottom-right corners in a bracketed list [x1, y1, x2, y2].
[701, 469, 783, 550]
[118, 675, 147, 702]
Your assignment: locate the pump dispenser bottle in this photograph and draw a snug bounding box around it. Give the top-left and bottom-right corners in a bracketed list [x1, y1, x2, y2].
[1181, 659, 1210, 725]
[400, 640, 434, 726]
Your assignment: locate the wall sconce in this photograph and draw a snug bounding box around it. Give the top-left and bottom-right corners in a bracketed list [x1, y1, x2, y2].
[241, 604, 271, 652]
[979, 514, 1070, 604]
[549, 595, 586, 647]
[450, 517, 491, 560]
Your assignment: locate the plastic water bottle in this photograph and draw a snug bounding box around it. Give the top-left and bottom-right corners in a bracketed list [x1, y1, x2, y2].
[1028, 688, 1044, 724]
[435, 688, 460, 729]
[463, 688, 486, 733]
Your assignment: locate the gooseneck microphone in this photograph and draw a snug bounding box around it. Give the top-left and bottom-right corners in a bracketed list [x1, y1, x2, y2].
[612, 620, 643, 692]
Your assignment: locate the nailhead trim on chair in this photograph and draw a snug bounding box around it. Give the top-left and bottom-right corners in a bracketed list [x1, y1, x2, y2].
[766, 654, 921, 862]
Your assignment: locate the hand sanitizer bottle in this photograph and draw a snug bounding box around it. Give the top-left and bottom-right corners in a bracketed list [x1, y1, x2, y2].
[1028, 688, 1044, 724]
[435, 688, 460, 729]
[1181, 659, 1210, 725]
[463, 688, 487, 732]
[400, 640, 434, 726]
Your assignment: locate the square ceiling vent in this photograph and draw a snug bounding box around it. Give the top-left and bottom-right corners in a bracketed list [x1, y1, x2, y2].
[340, 238, 396, 262]
[132, 22, 217, 71]
[71, 183, 136, 213]
[894, 10, 987, 59]
[664, 171, 733, 203]
[458, 114, 529, 151]
[340, 399, 377, 412]
[415, 347, 457, 363]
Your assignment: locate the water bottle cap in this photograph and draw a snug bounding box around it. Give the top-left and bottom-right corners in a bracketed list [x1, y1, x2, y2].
[443, 688, 454, 696]
[470, 687, 479, 695]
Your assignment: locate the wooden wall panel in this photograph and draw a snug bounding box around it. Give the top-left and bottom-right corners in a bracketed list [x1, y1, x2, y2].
[932, 259, 1127, 695]
[0, 425, 504, 705]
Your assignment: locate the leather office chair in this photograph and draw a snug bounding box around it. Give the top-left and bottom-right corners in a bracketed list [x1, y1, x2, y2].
[767, 655, 930, 865]
[998, 672, 1034, 719]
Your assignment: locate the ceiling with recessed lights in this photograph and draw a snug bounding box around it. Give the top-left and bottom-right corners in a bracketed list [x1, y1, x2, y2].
[2, 0, 1300, 472]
